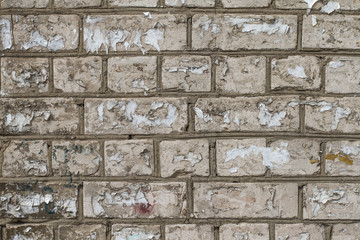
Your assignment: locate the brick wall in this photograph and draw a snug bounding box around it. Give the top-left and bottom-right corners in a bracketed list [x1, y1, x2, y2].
[0, 0, 359, 239]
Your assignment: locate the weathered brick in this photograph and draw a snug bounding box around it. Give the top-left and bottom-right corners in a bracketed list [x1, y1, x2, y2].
[276, 0, 360, 10]
[1, 58, 49, 94]
[221, 0, 271, 8]
[159, 139, 209, 177]
[0, 182, 77, 218]
[85, 98, 187, 134]
[108, 56, 157, 93]
[304, 183, 360, 219]
[165, 224, 214, 240]
[271, 56, 321, 90]
[2, 140, 48, 177]
[216, 138, 320, 176]
[54, 57, 102, 93]
[52, 140, 102, 176]
[193, 183, 298, 218]
[192, 14, 297, 50]
[0, 98, 79, 135]
[13, 15, 79, 51]
[275, 224, 325, 240]
[111, 225, 161, 240]
[108, 0, 158, 7]
[162, 56, 211, 92]
[83, 182, 187, 218]
[219, 223, 269, 240]
[303, 15, 360, 49]
[165, 0, 215, 7]
[105, 140, 154, 176]
[332, 223, 360, 240]
[55, 0, 102, 8]
[0, 16, 13, 50]
[325, 140, 360, 176]
[325, 57, 360, 93]
[83, 15, 186, 53]
[194, 96, 299, 132]
[215, 56, 266, 94]
[58, 224, 106, 240]
[1, 0, 49, 8]
[305, 97, 360, 133]
[5, 225, 54, 240]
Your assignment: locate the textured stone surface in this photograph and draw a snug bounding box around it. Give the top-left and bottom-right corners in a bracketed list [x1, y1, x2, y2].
[0, 182, 77, 218]
[160, 139, 209, 177]
[0, 16, 12, 50]
[271, 56, 321, 90]
[192, 14, 297, 50]
[108, 56, 157, 93]
[85, 98, 187, 134]
[165, 225, 214, 240]
[111, 225, 161, 240]
[1, 58, 49, 94]
[332, 223, 360, 240]
[2, 140, 49, 177]
[165, 0, 215, 7]
[193, 183, 298, 218]
[304, 183, 360, 219]
[162, 56, 211, 92]
[54, 57, 102, 93]
[58, 224, 106, 240]
[215, 56, 266, 94]
[221, 0, 271, 8]
[276, 0, 360, 10]
[105, 140, 154, 176]
[194, 96, 299, 132]
[219, 223, 269, 240]
[5, 225, 54, 240]
[83, 182, 187, 218]
[275, 224, 326, 240]
[83, 15, 186, 53]
[1, 0, 49, 8]
[55, 0, 102, 8]
[108, 0, 158, 7]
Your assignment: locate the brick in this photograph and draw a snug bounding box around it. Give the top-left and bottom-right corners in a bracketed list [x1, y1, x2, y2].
[219, 223, 269, 240]
[1, 58, 49, 94]
[5, 225, 53, 240]
[2, 140, 48, 177]
[215, 56, 266, 94]
[165, 0, 215, 7]
[84, 15, 186, 53]
[162, 56, 211, 92]
[271, 56, 321, 90]
[276, 0, 360, 10]
[1, 0, 49, 8]
[0, 16, 13, 50]
[216, 138, 320, 176]
[303, 15, 360, 49]
[84, 98, 187, 134]
[305, 97, 360, 133]
[325, 57, 360, 93]
[52, 140, 102, 176]
[193, 183, 298, 218]
[13, 15, 79, 51]
[54, 57, 102, 93]
[0, 182, 77, 218]
[108, 56, 157, 93]
[192, 14, 297, 50]
[108, 0, 158, 7]
[275, 224, 325, 240]
[160, 139, 209, 177]
[194, 96, 299, 132]
[325, 140, 360, 176]
[55, 0, 101, 8]
[58, 225, 106, 240]
[112, 225, 161, 240]
[83, 182, 187, 218]
[332, 223, 360, 240]
[105, 140, 154, 176]
[303, 183, 360, 219]
[0, 98, 79, 135]
[165, 224, 214, 240]
[221, 0, 271, 8]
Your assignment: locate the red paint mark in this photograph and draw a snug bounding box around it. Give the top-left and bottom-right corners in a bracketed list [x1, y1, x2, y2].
[135, 202, 154, 214]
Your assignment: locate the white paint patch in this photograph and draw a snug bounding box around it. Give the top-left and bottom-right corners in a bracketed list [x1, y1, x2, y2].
[113, 227, 160, 240]
[21, 30, 65, 51]
[300, 233, 310, 240]
[109, 152, 124, 163]
[341, 145, 360, 156]
[97, 102, 104, 122]
[304, 0, 319, 15]
[144, 28, 163, 52]
[0, 19, 12, 50]
[288, 65, 307, 79]
[7, 67, 48, 89]
[312, 15, 317, 26]
[199, 15, 221, 37]
[321, 1, 340, 14]
[224, 142, 290, 170]
[163, 65, 208, 75]
[329, 60, 345, 68]
[143, 12, 153, 19]
[241, 19, 292, 35]
[23, 159, 47, 175]
[173, 152, 202, 166]
[233, 232, 249, 239]
[310, 186, 348, 217]
[258, 103, 286, 127]
[194, 107, 213, 122]
[6, 112, 34, 132]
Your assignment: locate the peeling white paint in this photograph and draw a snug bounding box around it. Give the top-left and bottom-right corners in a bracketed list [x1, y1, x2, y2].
[113, 227, 160, 240]
[233, 232, 249, 239]
[300, 233, 310, 240]
[288, 65, 307, 79]
[321, 1, 340, 14]
[329, 60, 345, 68]
[97, 102, 104, 122]
[310, 186, 348, 216]
[199, 15, 221, 37]
[143, 12, 153, 19]
[341, 145, 360, 156]
[303, 0, 319, 15]
[109, 152, 124, 163]
[0, 19, 12, 50]
[229, 18, 292, 36]
[194, 107, 213, 122]
[92, 196, 105, 216]
[312, 15, 317, 26]
[21, 30, 65, 51]
[224, 142, 290, 170]
[173, 152, 202, 166]
[23, 159, 47, 175]
[163, 65, 208, 75]
[5, 67, 48, 89]
[144, 28, 163, 52]
[258, 103, 286, 127]
[6, 112, 34, 132]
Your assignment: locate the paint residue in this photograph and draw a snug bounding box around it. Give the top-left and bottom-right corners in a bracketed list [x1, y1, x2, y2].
[288, 65, 307, 79]
[229, 18, 292, 35]
[0, 18, 12, 50]
[173, 152, 202, 166]
[321, 1, 340, 14]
